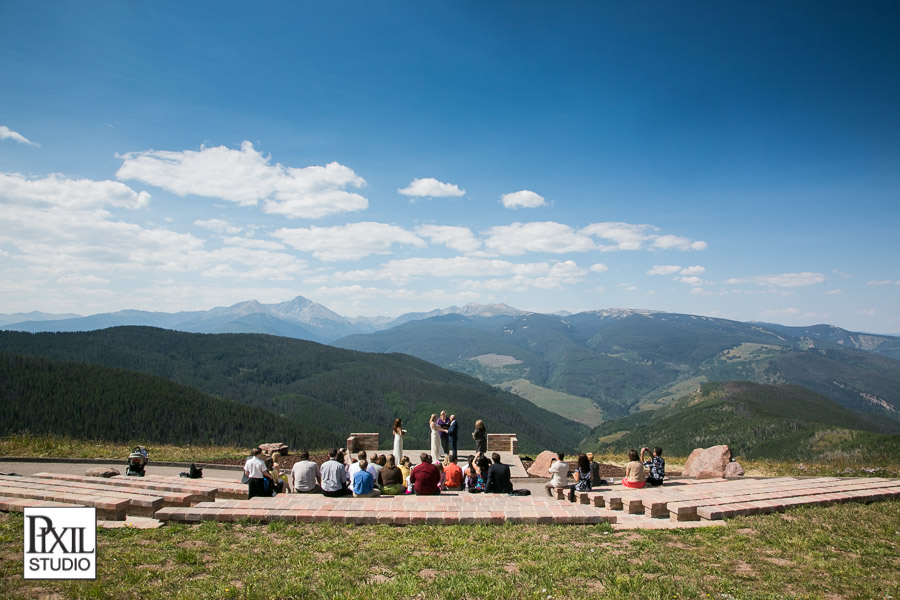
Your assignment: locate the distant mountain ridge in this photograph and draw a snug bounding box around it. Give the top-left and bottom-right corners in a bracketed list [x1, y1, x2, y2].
[334, 310, 900, 423]
[0, 297, 525, 343]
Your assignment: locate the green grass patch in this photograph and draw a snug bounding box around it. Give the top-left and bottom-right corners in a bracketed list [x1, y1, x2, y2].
[1, 501, 898, 599]
[0, 432, 250, 462]
[498, 378, 605, 427]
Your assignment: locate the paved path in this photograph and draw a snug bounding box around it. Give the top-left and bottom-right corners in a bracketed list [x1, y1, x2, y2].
[3, 460, 897, 530]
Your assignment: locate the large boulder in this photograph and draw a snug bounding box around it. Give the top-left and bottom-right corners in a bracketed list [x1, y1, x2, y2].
[682, 445, 732, 478]
[85, 467, 120, 478]
[259, 443, 289, 456]
[527, 450, 559, 478]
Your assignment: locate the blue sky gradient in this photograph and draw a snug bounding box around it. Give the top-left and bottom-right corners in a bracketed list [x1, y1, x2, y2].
[1, 2, 898, 332]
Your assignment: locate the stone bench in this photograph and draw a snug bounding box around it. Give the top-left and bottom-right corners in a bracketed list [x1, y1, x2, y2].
[0, 496, 88, 513]
[139, 475, 247, 499]
[0, 475, 165, 517]
[33, 473, 215, 504]
[346, 433, 379, 452]
[486, 434, 518, 454]
[0, 480, 129, 520]
[155, 493, 614, 526]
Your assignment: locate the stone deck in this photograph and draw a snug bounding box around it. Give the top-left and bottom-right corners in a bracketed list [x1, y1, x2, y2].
[1, 469, 897, 529]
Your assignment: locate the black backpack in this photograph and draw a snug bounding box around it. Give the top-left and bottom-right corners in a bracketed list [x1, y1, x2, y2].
[180, 463, 204, 479]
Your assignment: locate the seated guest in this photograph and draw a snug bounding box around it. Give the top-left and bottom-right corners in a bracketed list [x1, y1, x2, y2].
[378, 455, 406, 495]
[443, 455, 463, 491]
[568, 453, 592, 501]
[370, 453, 384, 488]
[291, 451, 321, 493]
[409, 452, 441, 495]
[348, 450, 378, 483]
[544, 452, 569, 497]
[264, 455, 284, 495]
[463, 456, 479, 492]
[352, 460, 381, 497]
[320, 448, 351, 497]
[436, 462, 446, 491]
[622, 449, 646, 489]
[586, 452, 604, 487]
[641, 446, 666, 486]
[399, 456, 412, 484]
[271, 452, 291, 493]
[485, 452, 513, 494]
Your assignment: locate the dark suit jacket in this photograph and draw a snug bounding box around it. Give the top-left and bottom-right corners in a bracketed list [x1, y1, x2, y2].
[447, 419, 458, 443]
[485, 462, 513, 494]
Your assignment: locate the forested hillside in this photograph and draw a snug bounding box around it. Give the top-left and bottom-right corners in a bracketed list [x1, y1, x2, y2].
[335, 310, 900, 421]
[581, 381, 900, 460]
[0, 328, 589, 452]
[0, 352, 337, 448]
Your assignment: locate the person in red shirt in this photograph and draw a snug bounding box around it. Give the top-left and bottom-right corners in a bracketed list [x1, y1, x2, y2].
[409, 453, 441, 495]
[443, 455, 463, 490]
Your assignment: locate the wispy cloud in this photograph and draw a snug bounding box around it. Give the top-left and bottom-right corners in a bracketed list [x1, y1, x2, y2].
[867, 279, 899, 286]
[194, 218, 242, 234]
[500, 190, 546, 209]
[725, 272, 825, 287]
[117, 141, 367, 219]
[398, 177, 465, 198]
[0, 126, 39, 147]
[416, 225, 481, 253]
[273, 222, 425, 261]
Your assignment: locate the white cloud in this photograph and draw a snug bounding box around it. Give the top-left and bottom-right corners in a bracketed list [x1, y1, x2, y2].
[398, 177, 465, 198]
[272, 222, 426, 261]
[117, 141, 367, 218]
[582, 222, 651, 251]
[825, 289, 844, 295]
[0, 171, 308, 292]
[866, 279, 898, 286]
[500, 190, 546, 209]
[581, 222, 707, 252]
[647, 265, 682, 276]
[57, 275, 110, 285]
[651, 235, 708, 251]
[679, 265, 706, 276]
[676, 276, 706, 286]
[0, 172, 149, 210]
[415, 225, 481, 253]
[725, 272, 826, 287]
[0, 126, 39, 146]
[590, 263, 609, 274]
[617, 283, 637, 291]
[195, 218, 242, 234]
[484, 222, 595, 255]
[222, 236, 286, 251]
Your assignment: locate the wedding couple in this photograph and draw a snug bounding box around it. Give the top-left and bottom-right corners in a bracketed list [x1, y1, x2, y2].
[429, 411, 458, 463]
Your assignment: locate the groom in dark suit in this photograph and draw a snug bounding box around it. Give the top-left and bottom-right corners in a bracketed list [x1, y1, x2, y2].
[447, 414, 459, 459]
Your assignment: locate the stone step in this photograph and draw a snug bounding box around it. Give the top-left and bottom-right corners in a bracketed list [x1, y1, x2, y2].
[0, 475, 163, 517]
[34, 472, 217, 502]
[0, 484, 128, 520]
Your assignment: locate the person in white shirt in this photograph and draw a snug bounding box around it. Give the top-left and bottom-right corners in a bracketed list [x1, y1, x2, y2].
[347, 450, 378, 484]
[545, 451, 569, 497]
[291, 450, 321, 493]
[243, 447, 271, 499]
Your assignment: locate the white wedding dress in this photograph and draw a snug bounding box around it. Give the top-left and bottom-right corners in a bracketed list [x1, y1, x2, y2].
[393, 431, 403, 463]
[430, 422, 442, 464]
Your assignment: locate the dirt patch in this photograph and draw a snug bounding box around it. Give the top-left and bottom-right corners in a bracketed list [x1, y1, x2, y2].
[733, 560, 756, 576]
[418, 568, 439, 582]
[367, 574, 390, 584]
[502, 563, 519, 574]
[762, 556, 794, 567]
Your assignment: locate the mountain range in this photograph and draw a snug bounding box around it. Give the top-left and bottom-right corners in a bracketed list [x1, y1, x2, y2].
[4, 297, 899, 429]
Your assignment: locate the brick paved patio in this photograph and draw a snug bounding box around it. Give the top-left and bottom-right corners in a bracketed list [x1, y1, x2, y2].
[1, 470, 897, 529]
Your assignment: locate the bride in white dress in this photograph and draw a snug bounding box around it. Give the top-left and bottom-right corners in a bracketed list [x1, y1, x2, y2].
[392, 418, 405, 463]
[429, 413, 442, 464]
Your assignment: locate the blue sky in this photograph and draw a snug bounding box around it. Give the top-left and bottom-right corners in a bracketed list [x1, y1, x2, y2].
[1, 1, 899, 332]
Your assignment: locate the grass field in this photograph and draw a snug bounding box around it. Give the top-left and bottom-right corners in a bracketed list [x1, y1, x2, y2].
[1, 501, 899, 599]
